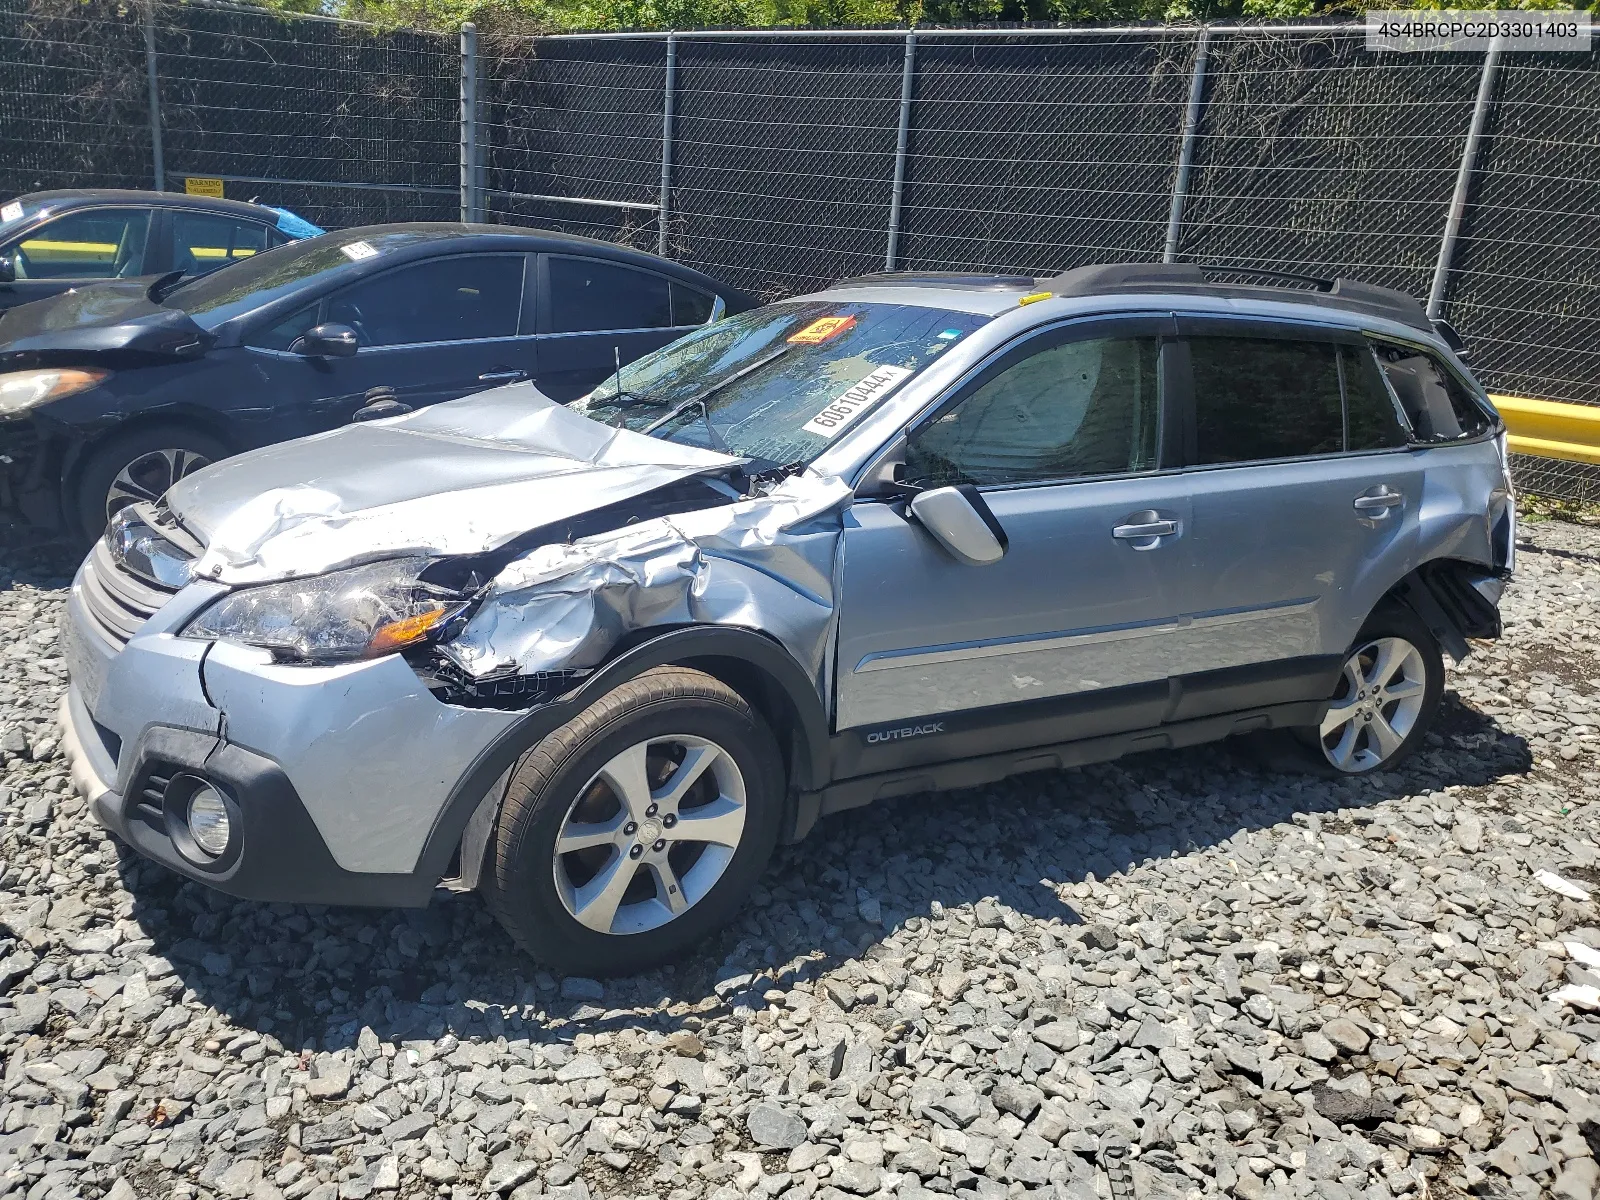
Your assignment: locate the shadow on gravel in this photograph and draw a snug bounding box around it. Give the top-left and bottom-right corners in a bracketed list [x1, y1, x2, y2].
[0, 529, 79, 588]
[112, 683, 1532, 1058]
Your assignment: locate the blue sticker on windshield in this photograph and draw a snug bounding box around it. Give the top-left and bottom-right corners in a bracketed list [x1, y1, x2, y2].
[937, 329, 962, 340]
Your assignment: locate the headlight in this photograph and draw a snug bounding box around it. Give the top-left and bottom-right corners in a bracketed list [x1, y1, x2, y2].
[182, 557, 464, 663]
[0, 368, 109, 417]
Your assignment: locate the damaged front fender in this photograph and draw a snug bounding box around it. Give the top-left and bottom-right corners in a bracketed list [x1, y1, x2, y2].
[435, 472, 852, 705]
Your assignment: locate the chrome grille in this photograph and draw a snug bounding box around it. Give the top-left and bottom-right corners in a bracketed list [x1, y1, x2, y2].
[78, 537, 182, 648]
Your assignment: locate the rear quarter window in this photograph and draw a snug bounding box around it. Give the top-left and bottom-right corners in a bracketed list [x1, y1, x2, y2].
[1372, 340, 1493, 443]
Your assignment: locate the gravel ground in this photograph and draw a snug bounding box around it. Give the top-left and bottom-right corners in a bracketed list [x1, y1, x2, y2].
[1, 519, 1598, 1200]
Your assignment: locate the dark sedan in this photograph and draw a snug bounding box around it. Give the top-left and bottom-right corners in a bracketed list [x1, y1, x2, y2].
[0, 189, 323, 313]
[0, 223, 752, 538]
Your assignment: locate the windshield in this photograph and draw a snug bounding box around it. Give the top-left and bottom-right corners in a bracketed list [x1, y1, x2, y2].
[162, 229, 442, 328]
[570, 300, 991, 467]
[161, 238, 354, 328]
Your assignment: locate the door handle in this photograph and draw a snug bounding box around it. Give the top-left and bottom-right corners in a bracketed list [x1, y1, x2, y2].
[1353, 489, 1404, 514]
[1113, 519, 1178, 540]
[479, 370, 528, 383]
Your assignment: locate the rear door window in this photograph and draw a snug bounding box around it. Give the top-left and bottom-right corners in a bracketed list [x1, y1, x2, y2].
[548, 256, 673, 333]
[1189, 336, 1345, 464]
[5, 207, 150, 279]
[172, 211, 273, 276]
[1343, 344, 1410, 451]
[1372, 341, 1492, 442]
[324, 254, 523, 347]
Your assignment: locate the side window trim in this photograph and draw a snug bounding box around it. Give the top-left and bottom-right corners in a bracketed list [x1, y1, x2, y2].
[900, 312, 1177, 493]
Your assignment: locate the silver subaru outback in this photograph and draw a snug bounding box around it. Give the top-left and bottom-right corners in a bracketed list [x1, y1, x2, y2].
[59, 263, 1514, 975]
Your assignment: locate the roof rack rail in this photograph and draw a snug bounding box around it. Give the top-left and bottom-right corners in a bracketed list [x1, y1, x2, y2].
[833, 271, 1037, 291]
[1046, 262, 1432, 333]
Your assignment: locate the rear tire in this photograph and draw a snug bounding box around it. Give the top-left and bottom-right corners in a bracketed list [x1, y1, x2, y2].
[481, 666, 784, 976]
[1297, 602, 1445, 774]
[72, 425, 227, 541]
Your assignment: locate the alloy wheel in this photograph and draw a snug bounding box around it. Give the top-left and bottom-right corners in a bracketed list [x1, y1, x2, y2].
[551, 734, 747, 936]
[107, 448, 213, 522]
[1320, 635, 1429, 773]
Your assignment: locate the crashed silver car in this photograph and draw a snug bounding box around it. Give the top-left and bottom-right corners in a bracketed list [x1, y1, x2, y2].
[58, 263, 1514, 974]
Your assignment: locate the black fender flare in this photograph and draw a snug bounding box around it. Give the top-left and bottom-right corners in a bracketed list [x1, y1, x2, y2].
[1386, 556, 1505, 664]
[413, 624, 831, 886]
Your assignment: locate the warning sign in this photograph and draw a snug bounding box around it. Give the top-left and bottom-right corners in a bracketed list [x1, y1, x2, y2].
[184, 177, 225, 198]
[787, 315, 857, 345]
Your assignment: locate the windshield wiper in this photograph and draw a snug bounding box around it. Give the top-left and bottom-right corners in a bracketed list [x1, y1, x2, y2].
[642, 395, 731, 454]
[146, 270, 187, 302]
[637, 343, 793, 443]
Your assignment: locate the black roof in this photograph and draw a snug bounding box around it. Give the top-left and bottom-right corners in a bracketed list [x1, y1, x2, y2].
[294, 222, 747, 297]
[1045, 263, 1432, 333]
[835, 261, 1432, 333]
[835, 271, 1037, 291]
[12, 188, 292, 222]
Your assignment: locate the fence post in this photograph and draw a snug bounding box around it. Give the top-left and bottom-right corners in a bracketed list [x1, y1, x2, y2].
[1163, 26, 1210, 263]
[143, 0, 164, 192]
[460, 22, 479, 223]
[657, 33, 679, 258]
[885, 30, 918, 272]
[1427, 36, 1502, 319]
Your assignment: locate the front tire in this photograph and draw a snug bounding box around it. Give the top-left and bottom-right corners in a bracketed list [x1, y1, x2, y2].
[72, 425, 227, 540]
[1309, 603, 1445, 774]
[481, 666, 784, 976]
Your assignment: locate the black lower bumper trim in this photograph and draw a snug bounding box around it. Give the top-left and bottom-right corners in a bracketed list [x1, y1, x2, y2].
[100, 725, 437, 908]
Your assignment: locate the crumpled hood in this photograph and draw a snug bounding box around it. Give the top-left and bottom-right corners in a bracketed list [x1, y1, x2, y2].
[0, 280, 215, 363]
[166, 383, 740, 585]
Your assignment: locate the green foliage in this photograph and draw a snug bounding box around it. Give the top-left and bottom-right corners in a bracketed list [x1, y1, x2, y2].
[257, 0, 1588, 35]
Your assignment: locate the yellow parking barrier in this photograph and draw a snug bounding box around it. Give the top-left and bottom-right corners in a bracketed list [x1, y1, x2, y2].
[1490, 394, 1600, 465]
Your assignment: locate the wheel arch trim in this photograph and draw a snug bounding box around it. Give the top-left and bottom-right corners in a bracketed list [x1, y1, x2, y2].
[1382, 554, 1505, 664]
[419, 624, 829, 889]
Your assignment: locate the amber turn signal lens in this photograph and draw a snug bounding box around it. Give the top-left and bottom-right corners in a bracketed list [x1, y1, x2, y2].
[366, 605, 449, 655]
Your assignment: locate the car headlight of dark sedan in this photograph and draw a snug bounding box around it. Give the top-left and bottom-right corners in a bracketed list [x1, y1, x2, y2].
[0, 368, 110, 417]
[182, 557, 465, 663]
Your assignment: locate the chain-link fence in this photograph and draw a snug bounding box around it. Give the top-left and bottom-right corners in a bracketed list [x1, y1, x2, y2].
[4, 0, 1600, 498]
[0, 0, 457, 228]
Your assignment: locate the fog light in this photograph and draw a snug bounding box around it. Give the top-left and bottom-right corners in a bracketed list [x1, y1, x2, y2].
[186, 785, 231, 857]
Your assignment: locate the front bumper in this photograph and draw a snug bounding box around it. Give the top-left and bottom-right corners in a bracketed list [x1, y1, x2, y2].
[0, 418, 60, 528]
[59, 686, 436, 906]
[61, 559, 522, 907]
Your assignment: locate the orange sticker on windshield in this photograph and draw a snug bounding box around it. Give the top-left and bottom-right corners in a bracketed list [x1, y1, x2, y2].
[788, 316, 857, 345]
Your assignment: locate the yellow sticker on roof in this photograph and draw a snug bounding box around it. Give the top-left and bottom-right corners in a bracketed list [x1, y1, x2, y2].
[788, 315, 856, 345]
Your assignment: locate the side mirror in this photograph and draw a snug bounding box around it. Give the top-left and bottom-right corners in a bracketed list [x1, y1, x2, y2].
[908, 484, 1008, 566]
[0, 253, 14, 284]
[291, 322, 359, 358]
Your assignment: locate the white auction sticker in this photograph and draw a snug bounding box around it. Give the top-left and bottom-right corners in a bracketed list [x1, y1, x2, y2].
[340, 240, 378, 261]
[0, 202, 23, 224]
[802, 365, 913, 438]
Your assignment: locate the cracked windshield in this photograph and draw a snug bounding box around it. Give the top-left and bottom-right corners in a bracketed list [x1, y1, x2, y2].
[571, 300, 993, 468]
